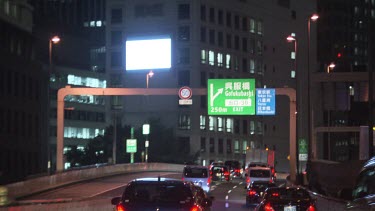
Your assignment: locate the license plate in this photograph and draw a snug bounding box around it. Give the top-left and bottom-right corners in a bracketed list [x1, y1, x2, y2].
[284, 206, 296, 211]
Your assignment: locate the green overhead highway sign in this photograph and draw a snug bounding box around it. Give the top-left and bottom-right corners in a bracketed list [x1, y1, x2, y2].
[208, 79, 255, 115]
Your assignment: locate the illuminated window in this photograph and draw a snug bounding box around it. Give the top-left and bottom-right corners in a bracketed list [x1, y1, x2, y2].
[209, 50, 215, 66]
[249, 59, 255, 73]
[201, 49, 207, 64]
[178, 114, 191, 130]
[64, 127, 104, 139]
[225, 118, 233, 132]
[90, 21, 95, 27]
[217, 53, 223, 67]
[209, 116, 215, 131]
[217, 117, 223, 131]
[96, 21, 102, 27]
[249, 18, 255, 33]
[257, 20, 263, 35]
[291, 70, 296, 78]
[291, 52, 296, 59]
[200, 115, 206, 130]
[250, 121, 255, 134]
[234, 140, 240, 153]
[242, 140, 247, 154]
[225, 54, 231, 69]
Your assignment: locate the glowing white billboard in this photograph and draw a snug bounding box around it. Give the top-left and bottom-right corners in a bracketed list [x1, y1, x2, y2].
[125, 37, 171, 71]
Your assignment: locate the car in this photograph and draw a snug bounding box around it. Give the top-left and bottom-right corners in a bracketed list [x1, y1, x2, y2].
[225, 160, 242, 178]
[254, 187, 317, 211]
[345, 156, 375, 210]
[246, 181, 277, 207]
[210, 165, 230, 181]
[182, 165, 211, 193]
[245, 166, 273, 188]
[111, 177, 213, 211]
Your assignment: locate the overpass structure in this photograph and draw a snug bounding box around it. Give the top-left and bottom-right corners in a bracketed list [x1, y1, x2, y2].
[57, 86, 298, 180]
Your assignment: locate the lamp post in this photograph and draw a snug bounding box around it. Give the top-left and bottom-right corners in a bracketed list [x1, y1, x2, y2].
[327, 63, 336, 73]
[287, 34, 299, 183]
[48, 35, 60, 174]
[146, 70, 154, 89]
[307, 14, 319, 164]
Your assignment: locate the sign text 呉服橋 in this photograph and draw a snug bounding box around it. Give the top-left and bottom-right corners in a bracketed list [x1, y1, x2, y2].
[208, 79, 255, 115]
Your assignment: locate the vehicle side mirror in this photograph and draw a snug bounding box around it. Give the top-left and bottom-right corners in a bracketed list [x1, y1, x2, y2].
[111, 197, 121, 205]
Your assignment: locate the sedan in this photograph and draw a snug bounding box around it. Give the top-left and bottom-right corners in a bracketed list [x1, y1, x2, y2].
[246, 181, 277, 207]
[255, 187, 316, 211]
[111, 177, 213, 211]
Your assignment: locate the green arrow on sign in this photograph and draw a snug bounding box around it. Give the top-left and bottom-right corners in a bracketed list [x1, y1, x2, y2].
[207, 79, 256, 115]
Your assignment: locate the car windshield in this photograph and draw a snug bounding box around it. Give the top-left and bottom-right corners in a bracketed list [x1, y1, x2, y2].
[250, 170, 270, 177]
[123, 182, 192, 205]
[184, 167, 208, 178]
[265, 188, 310, 200]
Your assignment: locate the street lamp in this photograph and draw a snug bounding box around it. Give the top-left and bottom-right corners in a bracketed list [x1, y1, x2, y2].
[287, 34, 299, 183]
[327, 63, 336, 73]
[146, 70, 154, 88]
[48, 35, 60, 174]
[49, 36, 60, 73]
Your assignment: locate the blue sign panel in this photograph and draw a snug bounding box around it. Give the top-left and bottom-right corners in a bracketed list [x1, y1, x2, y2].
[256, 88, 275, 115]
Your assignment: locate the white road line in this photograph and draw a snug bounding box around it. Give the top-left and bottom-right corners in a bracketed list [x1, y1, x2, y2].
[233, 185, 237, 189]
[225, 195, 229, 200]
[228, 190, 232, 194]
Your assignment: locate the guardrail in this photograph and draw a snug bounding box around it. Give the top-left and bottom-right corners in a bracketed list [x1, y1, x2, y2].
[5, 162, 184, 202]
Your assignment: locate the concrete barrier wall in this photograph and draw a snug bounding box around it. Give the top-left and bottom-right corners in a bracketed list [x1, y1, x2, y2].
[5, 163, 184, 200]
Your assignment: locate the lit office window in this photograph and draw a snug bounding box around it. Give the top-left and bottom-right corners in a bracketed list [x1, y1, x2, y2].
[201, 49, 207, 64]
[257, 20, 263, 35]
[242, 140, 247, 154]
[250, 120, 255, 134]
[225, 118, 232, 132]
[234, 140, 240, 153]
[249, 18, 255, 33]
[200, 115, 206, 130]
[217, 117, 223, 131]
[209, 116, 215, 131]
[178, 114, 191, 130]
[209, 50, 215, 66]
[249, 59, 255, 73]
[225, 54, 231, 69]
[291, 70, 296, 78]
[217, 53, 223, 67]
[291, 52, 296, 59]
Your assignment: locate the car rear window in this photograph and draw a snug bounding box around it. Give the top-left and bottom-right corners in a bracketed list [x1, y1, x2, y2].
[124, 182, 192, 205]
[265, 188, 310, 200]
[252, 182, 276, 190]
[249, 169, 271, 177]
[184, 167, 208, 178]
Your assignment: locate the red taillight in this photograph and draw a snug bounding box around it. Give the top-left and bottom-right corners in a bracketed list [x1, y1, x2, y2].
[248, 189, 256, 196]
[270, 178, 273, 183]
[246, 177, 250, 184]
[264, 202, 275, 211]
[182, 177, 184, 181]
[207, 176, 211, 185]
[271, 192, 279, 197]
[190, 205, 200, 211]
[306, 205, 316, 211]
[224, 171, 230, 176]
[116, 204, 126, 211]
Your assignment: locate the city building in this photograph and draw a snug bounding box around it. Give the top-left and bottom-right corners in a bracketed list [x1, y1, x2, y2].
[312, 0, 375, 161]
[0, 0, 48, 184]
[30, 0, 109, 170]
[106, 0, 316, 172]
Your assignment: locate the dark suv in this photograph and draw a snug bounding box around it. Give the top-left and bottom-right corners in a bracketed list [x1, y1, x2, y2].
[346, 156, 375, 210]
[111, 177, 213, 211]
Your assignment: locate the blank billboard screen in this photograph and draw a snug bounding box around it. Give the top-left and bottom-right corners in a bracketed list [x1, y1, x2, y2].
[125, 37, 171, 71]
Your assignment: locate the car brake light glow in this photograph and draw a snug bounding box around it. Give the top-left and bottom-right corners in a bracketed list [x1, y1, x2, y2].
[116, 204, 126, 211]
[207, 176, 211, 185]
[306, 205, 316, 211]
[271, 192, 280, 197]
[190, 205, 200, 211]
[264, 202, 275, 211]
[248, 189, 256, 196]
[246, 177, 250, 184]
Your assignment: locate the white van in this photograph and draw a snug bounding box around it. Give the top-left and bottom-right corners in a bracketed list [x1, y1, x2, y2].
[245, 166, 273, 188]
[182, 165, 211, 193]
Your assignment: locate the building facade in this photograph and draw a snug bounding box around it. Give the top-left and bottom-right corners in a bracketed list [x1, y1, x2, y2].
[106, 0, 315, 172]
[312, 0, 375, 162]
[0, 0, 49, 184]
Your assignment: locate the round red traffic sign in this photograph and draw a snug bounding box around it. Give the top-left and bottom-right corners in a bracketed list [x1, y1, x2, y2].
[178, 86, 192, 99]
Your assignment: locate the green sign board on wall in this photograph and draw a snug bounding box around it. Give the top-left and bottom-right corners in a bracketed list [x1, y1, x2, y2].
[207, 79, 256, 115]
